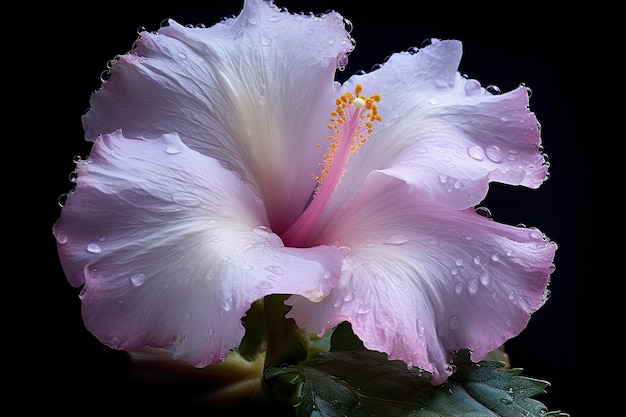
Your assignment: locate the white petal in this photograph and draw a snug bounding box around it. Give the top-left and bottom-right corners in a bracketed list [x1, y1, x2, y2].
[287, 173, 555, 384]
[83, 0, 354, 232]
[53, 130, 341, 366]
[336, 39, 547, 210]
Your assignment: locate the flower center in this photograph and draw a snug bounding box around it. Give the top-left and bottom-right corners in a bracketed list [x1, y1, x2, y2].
[281, 84, 381, 247]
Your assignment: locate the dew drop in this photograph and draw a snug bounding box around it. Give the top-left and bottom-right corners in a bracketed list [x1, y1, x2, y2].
[484, 145, 503, 163]
[448, 315, 460, 330]
[165, 142, 182, 154]
[338, 245, 351, 256]
[343, 290, 355, 302]
[468, 278, 479, 294]
[130, 273, 146, 287]
[87, 267, 99, 279]
[87, 243, 102, 253]
[222, 297, 232, 311]
[454, 282, 463, 294]
[529, 229, 544, 241]
[475, 206, 492, 218]
[383, 234, 410, 245]
[486, 85, 501, 95]
[464, 79, 482, 96]
[467, 145, 485, 160]
[252, 225, 272, 236]
[357, 303, 371, 314]
[110, 337, 122, 349]
[479, 272, 490, 285]
[454, 258, 464, 266]
[56, 232, 69, 244]
[58, 193, 69, 207]
[491, 253, 500, 262]
[255, 281, 273, 289]
[264, 265, 283, 275]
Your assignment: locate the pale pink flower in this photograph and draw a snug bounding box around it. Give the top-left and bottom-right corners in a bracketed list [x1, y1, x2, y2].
[53, 0, 556, 384]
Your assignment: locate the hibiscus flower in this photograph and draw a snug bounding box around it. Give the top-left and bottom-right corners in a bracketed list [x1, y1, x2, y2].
[53, 0, 556, 385]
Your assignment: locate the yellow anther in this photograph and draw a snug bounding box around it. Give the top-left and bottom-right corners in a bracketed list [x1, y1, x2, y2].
[313, 84, 382, 187]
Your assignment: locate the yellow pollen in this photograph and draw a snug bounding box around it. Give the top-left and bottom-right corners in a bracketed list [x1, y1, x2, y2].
[313, 84, 382, 187]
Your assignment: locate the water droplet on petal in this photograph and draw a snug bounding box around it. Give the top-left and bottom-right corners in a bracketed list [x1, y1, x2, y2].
[485, 145, 503, 163]
[255, 281, 273, 289]
[383, 234, 410, 245]
[479, 272, 490, 285]
[165, 142, 182, 154]
[264, 265, 283, 275]
[468, 278, 479, 294]
[428, 97, 441, 105]
[87, 243, 102, 253]
[464, 79, 482, 96]
[486, 85, 501, 95]
[338, 245, 351, 256]
[58, 193, 69, 207]
[343, 290, 355, 302]
[357, 303, 371, 314]
[252, 225, 272, 236]
[56, 232, 69, 244]
[130, 273, 146, 286]
[467, 145, 485, 160]
[222, 297, 232, 311]
[475, 206, 492, 218]
[448, 315, 460, 330]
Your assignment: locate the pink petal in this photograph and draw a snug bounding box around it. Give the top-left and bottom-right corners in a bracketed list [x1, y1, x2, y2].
[82, 0, 353, 233]
[286, 173, 556, 385]
[335, 39, 547, 211]
[53, 130, 341, 366]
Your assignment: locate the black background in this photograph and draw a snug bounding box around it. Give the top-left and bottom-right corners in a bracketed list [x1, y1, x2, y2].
[24, 1, 584, 415]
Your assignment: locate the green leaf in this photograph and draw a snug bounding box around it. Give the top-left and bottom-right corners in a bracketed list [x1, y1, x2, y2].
[272, 349, 569, 417]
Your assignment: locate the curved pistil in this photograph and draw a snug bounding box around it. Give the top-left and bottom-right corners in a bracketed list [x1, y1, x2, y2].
[282, 84, 381, 247]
